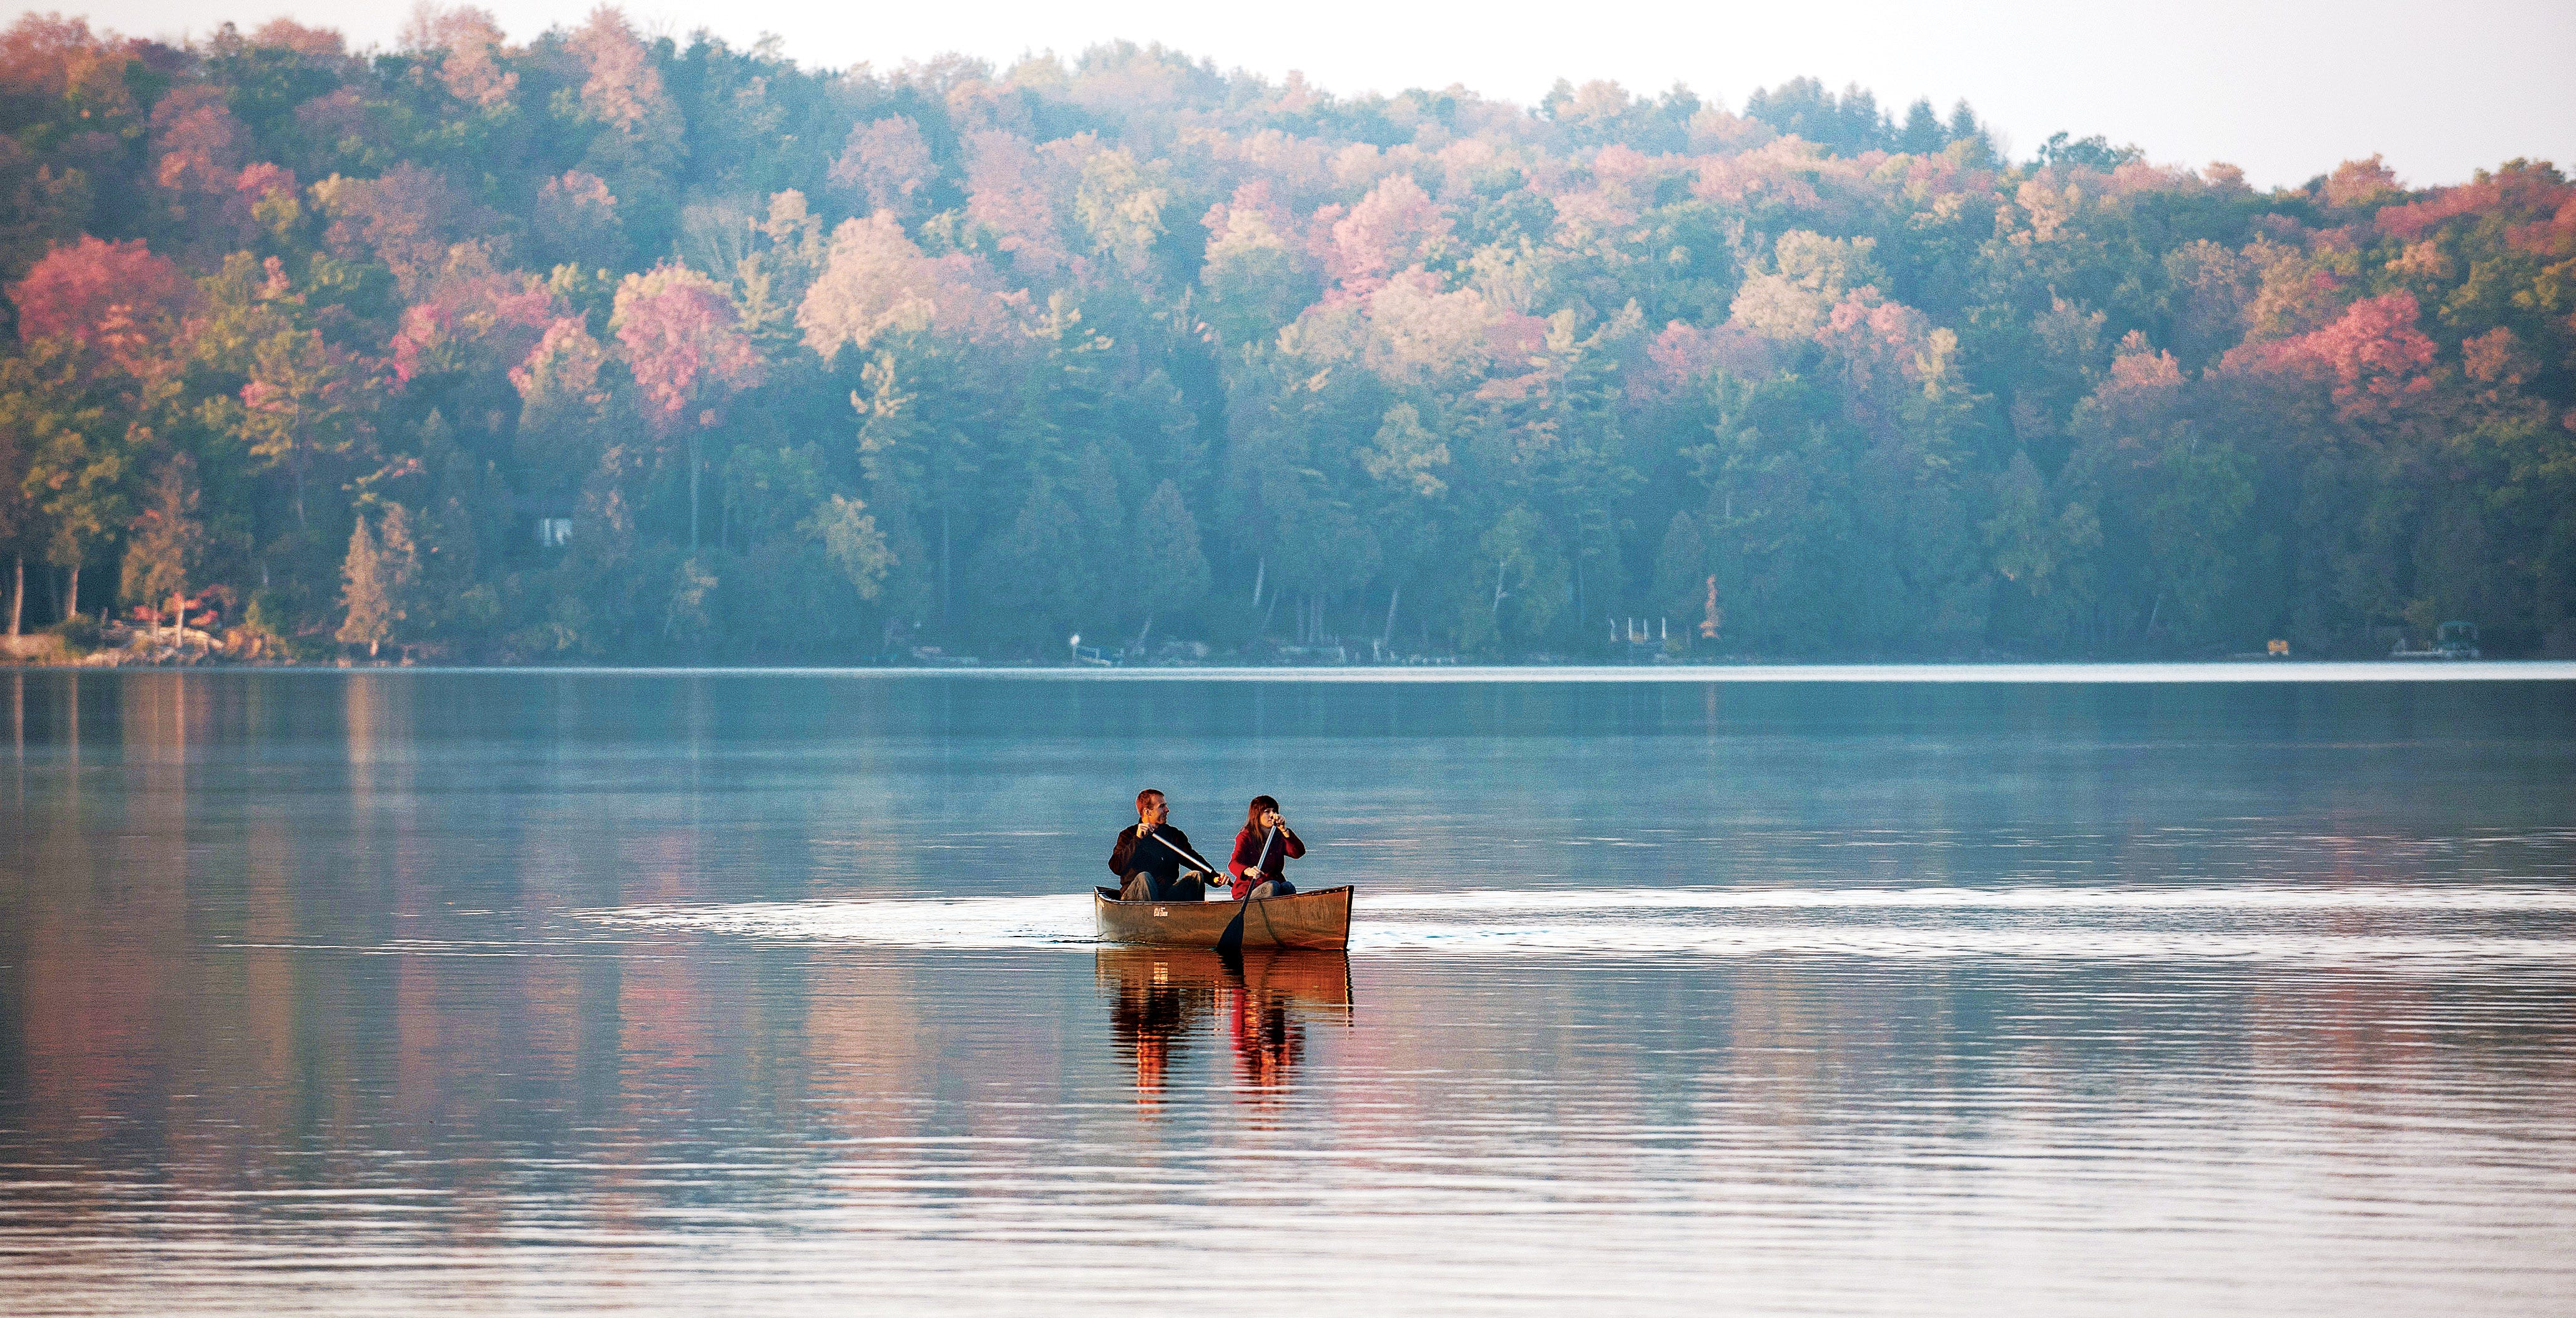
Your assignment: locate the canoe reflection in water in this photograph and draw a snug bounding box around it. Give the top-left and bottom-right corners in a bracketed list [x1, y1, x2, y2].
[1096, 948, 1354, 1116]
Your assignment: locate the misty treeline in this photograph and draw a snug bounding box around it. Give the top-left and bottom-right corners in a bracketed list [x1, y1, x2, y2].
[1, 11, 2570, 661]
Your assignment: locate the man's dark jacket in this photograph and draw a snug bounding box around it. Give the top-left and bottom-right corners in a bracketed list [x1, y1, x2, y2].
[1110, 825, 1212, 898]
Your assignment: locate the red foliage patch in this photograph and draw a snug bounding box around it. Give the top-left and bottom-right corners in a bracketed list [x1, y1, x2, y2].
[2223, 293, 2436, 423]
[7, 234, 195, 376]
[2374, 161, 2573, 244]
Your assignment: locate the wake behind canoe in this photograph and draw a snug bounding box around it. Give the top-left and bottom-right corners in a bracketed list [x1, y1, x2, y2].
[1093, 885, 1353, 950]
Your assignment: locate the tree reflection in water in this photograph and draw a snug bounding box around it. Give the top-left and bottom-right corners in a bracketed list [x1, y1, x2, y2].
[1095, 948, 1353, 1117]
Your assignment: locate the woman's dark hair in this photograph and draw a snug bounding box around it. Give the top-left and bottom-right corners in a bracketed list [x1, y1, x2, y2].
[1243, 795, 1280, 831]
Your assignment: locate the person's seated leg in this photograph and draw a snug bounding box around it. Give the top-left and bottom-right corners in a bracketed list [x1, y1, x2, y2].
[1120, 871, 1152, 901]
[1170, 874, 1207, 902]
[1271, 878, 1295, 897]
[1246, 880, 1276, 900]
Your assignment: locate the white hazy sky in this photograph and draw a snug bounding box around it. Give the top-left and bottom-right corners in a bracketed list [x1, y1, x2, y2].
[53, 0, 2576, 188]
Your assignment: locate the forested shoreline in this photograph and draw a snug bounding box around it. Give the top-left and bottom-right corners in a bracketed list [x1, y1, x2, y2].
[1, 10, 2570, 664]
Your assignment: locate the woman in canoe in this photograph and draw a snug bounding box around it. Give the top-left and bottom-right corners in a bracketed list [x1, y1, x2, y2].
[1228, 795, 1305, 900]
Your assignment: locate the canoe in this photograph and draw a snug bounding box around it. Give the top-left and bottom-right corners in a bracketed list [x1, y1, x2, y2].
[1092, 884, 1353, 950]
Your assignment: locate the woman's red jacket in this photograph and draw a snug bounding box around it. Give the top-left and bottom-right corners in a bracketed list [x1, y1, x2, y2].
[1227, 826, 1305, 898]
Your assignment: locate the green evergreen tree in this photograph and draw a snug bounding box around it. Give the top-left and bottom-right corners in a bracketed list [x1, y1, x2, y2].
[1130, 478, 1210, 646]
[1649, 511, 1705, 629]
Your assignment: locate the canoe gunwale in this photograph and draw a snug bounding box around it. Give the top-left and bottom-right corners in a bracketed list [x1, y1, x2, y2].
[1090, 883, 1358, 905]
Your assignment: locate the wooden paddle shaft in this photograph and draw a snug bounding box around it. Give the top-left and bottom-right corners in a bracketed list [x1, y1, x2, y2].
[1141, 825, 1218, 877]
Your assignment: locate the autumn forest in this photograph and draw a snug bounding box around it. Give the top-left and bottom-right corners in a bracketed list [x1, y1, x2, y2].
[1, 9, 2571, 662]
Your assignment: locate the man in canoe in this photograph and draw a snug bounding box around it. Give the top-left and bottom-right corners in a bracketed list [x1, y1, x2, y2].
[1110, 789, 1222, 901]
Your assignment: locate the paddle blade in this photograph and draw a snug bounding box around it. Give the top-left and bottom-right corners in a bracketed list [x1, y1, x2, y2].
[1214, 901, 1248, 957]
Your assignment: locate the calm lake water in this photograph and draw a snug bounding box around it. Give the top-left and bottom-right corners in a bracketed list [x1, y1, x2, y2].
[3, 668, 2574, 1314]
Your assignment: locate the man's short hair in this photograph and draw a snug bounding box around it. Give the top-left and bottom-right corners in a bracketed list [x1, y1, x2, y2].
[1136, 788, 1164, 809]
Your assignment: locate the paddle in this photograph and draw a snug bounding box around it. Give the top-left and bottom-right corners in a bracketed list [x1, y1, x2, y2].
[1136, 825, 1221, 892]
[1216, 824, 1283, 957]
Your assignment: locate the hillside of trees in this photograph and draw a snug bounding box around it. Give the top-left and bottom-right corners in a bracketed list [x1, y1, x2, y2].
[2, 10, 2571, 662]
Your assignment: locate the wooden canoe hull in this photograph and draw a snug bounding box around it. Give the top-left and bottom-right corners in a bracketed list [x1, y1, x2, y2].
[1093, 885, 1353, 950]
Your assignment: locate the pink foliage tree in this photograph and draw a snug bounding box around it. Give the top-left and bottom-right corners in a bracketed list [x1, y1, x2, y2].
[1814, 293, 1944, 433]
[389, 270, 557, 385]
[1638, 322, 1773, 403]
[965, 130, 1069, 278]
[9, 234, 195, 380]
[149, 86, 245, 196]
[830, 117, 933, 216]
[2226, 292, 2437, 423]
[2291, 293, 2438, 421]
[1318, 174, 1453, 297]
[564, 3, 681, 182]
[567, 6, 668, 133]
[611, 263, 762, 548]
[146, 84, 262, 247]
[315, 164, 496, 297]
[2376, 160, 2570, 245]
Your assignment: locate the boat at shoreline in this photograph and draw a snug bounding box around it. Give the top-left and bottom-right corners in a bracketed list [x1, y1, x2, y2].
[1093, 885, 1354, 950]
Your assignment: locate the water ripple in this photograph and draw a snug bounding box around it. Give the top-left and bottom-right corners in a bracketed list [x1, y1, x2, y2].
[582, 883, 2576, 968]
